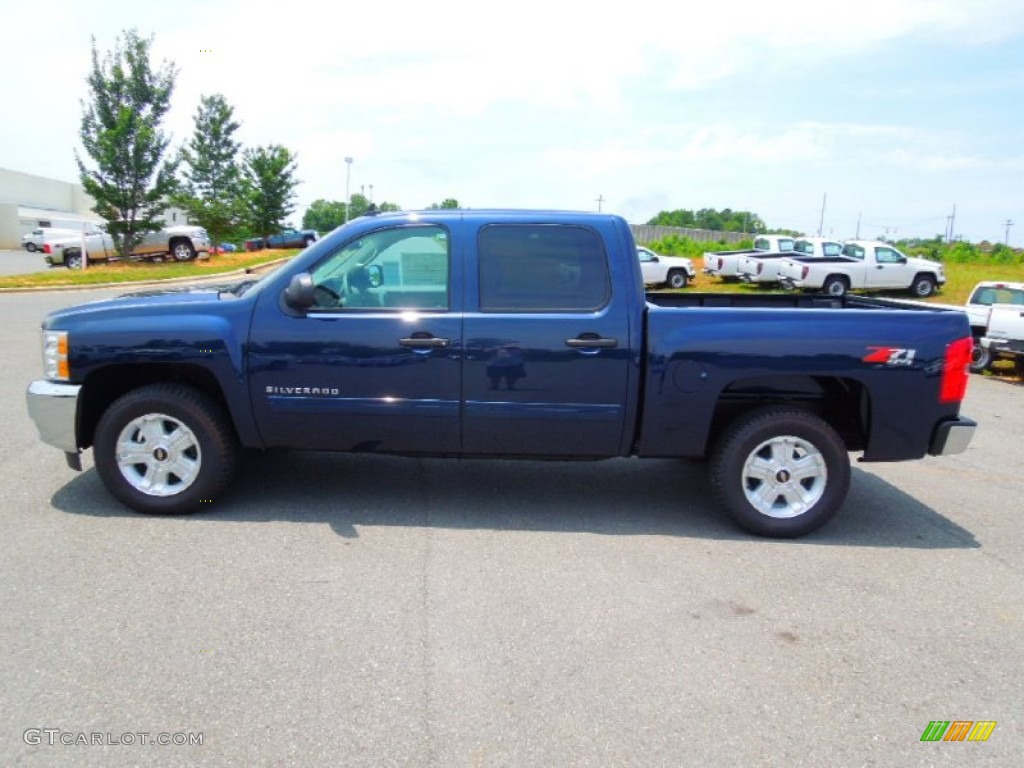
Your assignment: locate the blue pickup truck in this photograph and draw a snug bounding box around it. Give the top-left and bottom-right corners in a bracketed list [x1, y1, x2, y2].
[26, 210, 976, 537]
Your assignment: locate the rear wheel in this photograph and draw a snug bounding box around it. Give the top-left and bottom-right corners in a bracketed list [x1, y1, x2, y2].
[969, 337, 992, 373]
[26, 243, 37, 253]
[667, 270, 689, 289]
[303, 235, 315, 247]
[65, 251, 83, 269]
[823, 275, 849, 297]
[94, 383, 239, 515]
[710, 407, 851, 538]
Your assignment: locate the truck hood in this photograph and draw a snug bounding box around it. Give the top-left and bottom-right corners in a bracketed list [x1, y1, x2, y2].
[43, 282, 245, 327]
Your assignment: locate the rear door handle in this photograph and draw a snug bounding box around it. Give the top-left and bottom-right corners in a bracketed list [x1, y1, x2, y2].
[399, 335, 450, 349]
[565, 335, 618, 349]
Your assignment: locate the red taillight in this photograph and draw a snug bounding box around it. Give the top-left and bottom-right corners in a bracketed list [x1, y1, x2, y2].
[940, 337, 972, 404]
[43, 243, 52, 254]
[801, 265, 809, 279]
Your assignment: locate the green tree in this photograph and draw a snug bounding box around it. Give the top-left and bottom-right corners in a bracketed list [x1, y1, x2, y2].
[347, 193, 372, 219]
[241, 144, 298, 240]
[428, 198, 460, 209]
[77, 29, 179, 258]
[302, 199, 346, 233]
[647, 207, 767, 234]
[175, 94, 242, 250]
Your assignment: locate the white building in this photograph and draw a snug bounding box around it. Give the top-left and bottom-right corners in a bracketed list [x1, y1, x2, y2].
[0, 167, 190, 249]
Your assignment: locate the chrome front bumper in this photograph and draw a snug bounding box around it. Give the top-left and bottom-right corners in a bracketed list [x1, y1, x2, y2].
[928, 415, 977, 456]
[26, 380, 81, 455]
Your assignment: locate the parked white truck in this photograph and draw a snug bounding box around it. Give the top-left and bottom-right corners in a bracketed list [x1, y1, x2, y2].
[777, 240, 945, 298]
[637, 246, 696, 288]
[737, 237, 843, 285]
[42, 224, 211, 268]
[702, 234, 795, 281]
[980, 303, 1024, 376]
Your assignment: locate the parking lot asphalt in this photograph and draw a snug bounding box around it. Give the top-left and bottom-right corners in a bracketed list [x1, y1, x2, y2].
[1, 286, 1021, 767]
[0, 248, 52, 276]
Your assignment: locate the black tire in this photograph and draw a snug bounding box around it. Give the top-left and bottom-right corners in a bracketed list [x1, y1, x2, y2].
[303, 236, 315, 247]
[65, 251, 83, 270]
[822, 275, 849, 297]
[26, 243, 37, 253]
[93, 383, 239, 515]
[667, 270, 689, 289]
[969, 337, 992, 373]
[171, 239, 197, 261]
[910, 273, 936, 298]
[710, 407, 851, 538]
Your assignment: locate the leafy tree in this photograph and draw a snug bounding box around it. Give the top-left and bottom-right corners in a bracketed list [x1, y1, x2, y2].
[378, 201, 401, 212]
[427, 198, 460, 210]
[347, 193, 372, 219]
[647, 208, 767, 234]
[175, 94, 242, 250]
[302, 199, 346, 233]
[77, 29, 179, 258]
[240, 144, 298, 240]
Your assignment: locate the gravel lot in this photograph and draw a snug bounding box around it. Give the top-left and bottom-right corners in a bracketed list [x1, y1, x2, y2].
[1, 286, 1021, 767]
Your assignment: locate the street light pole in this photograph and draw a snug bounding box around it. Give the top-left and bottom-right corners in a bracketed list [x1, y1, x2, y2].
[344, 157, 354, 223]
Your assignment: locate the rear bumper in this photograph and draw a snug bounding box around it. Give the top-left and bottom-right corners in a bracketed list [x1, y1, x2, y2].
[982, 337, 1024, 356]
[928, 415, 977, 456]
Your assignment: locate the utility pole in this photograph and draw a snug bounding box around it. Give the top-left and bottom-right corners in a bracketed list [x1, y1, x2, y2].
[1005, 219, 1014, 245]
[946, 203, 956, 242]
[596, 194, 604, 212]
[855, 212, 861, 239]
[817, 193, 827, 237]
[344, 157, 354, 223]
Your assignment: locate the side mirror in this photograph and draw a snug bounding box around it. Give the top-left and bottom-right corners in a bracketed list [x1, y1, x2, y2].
[284, 272, 315, 309]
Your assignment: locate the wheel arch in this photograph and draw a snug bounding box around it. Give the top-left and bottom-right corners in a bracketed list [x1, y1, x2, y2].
[77, 364, 245, 450]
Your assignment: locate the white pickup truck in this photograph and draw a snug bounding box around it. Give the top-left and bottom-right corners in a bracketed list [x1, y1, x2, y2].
[777, 240, 945, 298]
[42, 224, 211, 269]
[737, 237, 843, 285]
[637, 246, 696, 288]
[962, 281, 1024, 372]
[981, 302, 1024, 376]
[702, 234, 795, 281]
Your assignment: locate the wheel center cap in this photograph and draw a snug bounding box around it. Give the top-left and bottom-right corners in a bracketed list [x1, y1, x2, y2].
[153, 447, 169, 462]
[775, 469, 791, 484]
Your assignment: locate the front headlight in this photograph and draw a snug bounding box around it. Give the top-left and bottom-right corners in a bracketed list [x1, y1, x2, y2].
[43, 330, 70, 381]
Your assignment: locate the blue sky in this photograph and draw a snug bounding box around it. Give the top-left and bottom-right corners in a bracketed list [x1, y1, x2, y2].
[2, 0, 1023, 243]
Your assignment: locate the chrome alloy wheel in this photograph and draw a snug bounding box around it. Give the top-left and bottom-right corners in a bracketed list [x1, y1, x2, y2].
[741, 435, 827, 518]
[115, 413, 202, 496]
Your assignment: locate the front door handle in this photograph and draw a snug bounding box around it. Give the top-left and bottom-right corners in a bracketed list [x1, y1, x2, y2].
[399, 335, 450, 349]
[565, 335, 618, 349]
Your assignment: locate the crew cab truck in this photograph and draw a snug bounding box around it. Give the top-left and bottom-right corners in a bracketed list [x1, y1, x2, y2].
[42, 225, 210, 268]
[962, 282, 1024, 371]
[26, 210, 976, 538]
[737, 237, 843, 285]
[637, 246, 696, 288]
[777, 240, 945, 298]
[702, 234, 795, 281]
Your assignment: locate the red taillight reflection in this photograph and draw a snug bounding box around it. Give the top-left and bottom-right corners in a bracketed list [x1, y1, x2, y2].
[940, 337, 972, 403]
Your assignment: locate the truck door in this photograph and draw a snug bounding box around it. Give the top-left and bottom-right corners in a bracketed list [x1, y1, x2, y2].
[866, 246, 911, 288]
[461, 222, 633, 457]
[247, 222, 463, 453]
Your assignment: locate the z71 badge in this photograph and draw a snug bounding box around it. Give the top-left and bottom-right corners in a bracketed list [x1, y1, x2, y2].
[863, 346, 917, 366]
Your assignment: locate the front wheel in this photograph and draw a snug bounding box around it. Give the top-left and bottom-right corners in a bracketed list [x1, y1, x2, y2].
[710, 407, 851, 538]
[94, 383, 239, 515]
[171, 240, 197, 261]
[969, 337, 991, 373]
[666, 270, 689, 289]
[910, 274, 936, 298]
